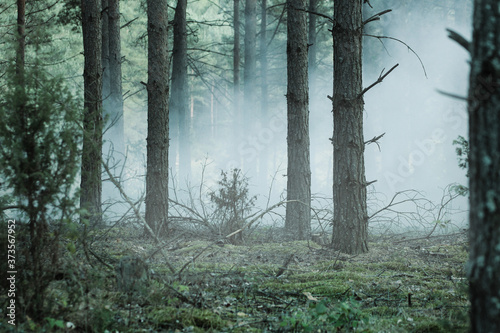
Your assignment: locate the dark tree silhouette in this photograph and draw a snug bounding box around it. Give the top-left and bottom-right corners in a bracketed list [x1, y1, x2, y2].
[107, 0, 125, 156]
[331, 0, 368, 254]
[81, 0, 103, 226]
[146, 0, 169, 236]
[285, 0, 311, 240]
[171, 0, 191, 180]
[467, 0, 500, 330]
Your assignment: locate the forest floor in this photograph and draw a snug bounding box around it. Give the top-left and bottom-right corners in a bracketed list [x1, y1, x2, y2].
[5, 225, 470, 332]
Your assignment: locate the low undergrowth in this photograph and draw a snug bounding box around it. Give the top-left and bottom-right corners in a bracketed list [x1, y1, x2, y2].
[0, 228, 469, 332]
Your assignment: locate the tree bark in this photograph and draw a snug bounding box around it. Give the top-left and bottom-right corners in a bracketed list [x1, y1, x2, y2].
[259, 0, 268, 184]
[108, 0, 125, 156]
[16, 0, 25, 78]
[146, 0, 169, 236]
[233, 0, 241, 165]
[331, 0, 368, 254]
[308, 0, 317, 93]
[467, 0, 500, 330]
[285, 0, 311, 240]
[171, 0, 191, 180]
[243, 0, 257, 175]
[102, 0, 110, 106]
[81, 0, 103, 226]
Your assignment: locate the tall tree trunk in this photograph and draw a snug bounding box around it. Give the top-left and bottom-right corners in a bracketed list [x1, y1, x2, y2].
[108, 0, 125, 157]
[467, 0, 500, 330]
[171, 0, 191, 181]
[308, 0, 317, 93]
[146, 0, 169, 236]
[244, 0, 256, 175]
[81, 0, 103, 226]
[233, 0, 241, 166]
[331, 0, 368, 254]
[101, 0, 110, 140]
[16, 0, 25, 78]
[285, 0, 311, 240]
[259, 0, 268, 183]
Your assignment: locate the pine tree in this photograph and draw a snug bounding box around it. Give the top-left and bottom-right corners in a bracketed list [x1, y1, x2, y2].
[467, 0, 500, 330]
[331, 0, 368, 254]
[145, 0, 169, 236]
[285, 0, 311, 240]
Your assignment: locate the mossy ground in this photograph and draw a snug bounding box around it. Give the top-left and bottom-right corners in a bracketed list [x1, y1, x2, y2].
[1, 226, 469, 332]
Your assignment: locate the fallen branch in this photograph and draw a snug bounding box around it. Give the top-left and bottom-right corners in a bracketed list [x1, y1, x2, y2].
[224, 200, 294, 240]
[102, 159, 159, 243]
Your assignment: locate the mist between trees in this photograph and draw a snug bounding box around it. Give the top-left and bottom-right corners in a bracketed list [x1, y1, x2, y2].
[0, 0, 473, 242]
[0, 0, 484, 328]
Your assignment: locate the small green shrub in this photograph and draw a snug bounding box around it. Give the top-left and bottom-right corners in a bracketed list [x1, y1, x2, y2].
[209, 169, 256, 244]
[280, 297, 368, 332]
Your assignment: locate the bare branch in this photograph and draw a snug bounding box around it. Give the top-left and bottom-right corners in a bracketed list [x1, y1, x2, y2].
[102, 159, 159, 243]
[446, 28, 470, 52]
[436, 89, 469, 101]
[363, 9, 392, 26]
[364, 34, 427, 77]
[359, 64, 399, 97]
[225, 200, 291, 239]
[364, 132, 386, 151]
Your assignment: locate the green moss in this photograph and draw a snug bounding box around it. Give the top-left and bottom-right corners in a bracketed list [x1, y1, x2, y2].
[148, 307, 226, 331]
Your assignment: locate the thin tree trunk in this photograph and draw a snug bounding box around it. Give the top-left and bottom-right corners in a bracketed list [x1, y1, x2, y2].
[146, 0, 169, 236]
[102, 0, 110, 138]
[331, 0, 368, 254]
[108, 0, 125, 156]
[308, 0, 317, 93]
[285, 0, 311, 240]
[467, 0, 500, 330]
[259, 0, 268, 184]
[171, 0, 191, 181]
[16, 0, 25, 78]
[244, 0, 257, 175]
[233, 0, 241, 166]
[81, 0, 103, 226]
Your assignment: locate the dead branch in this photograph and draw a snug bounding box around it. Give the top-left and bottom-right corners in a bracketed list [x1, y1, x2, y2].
[102, 159, 159, 243]
[446, 28, 470, 52]
[120, 17, 139, 30]
[364, 132, 386, 151]
[275, 254, 295, 277]
[224, 200, 292, 240]
[425, 185, 463, 238]
[297, 8, 333, 23]
[363, 9, 392, 26]
[176, 243, 213, 279]
[436, 89, 468, 101]
[359, 64, 399, 97]
[364, 34, 427, 77]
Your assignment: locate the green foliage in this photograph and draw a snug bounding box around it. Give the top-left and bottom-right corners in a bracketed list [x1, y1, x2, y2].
[280, 297, 368, 332]
[0, 61, 81, 223]
[453, 135, 469, 176]
[45, 317, 65, 330]
[91, 307, 115, 332]
[452, 136, 469, 196]
[209, 169, 256, 243]
[0, 58, 82, 320]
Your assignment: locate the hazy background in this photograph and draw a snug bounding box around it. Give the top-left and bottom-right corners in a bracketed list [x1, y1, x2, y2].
[109, 0, 472, 232]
